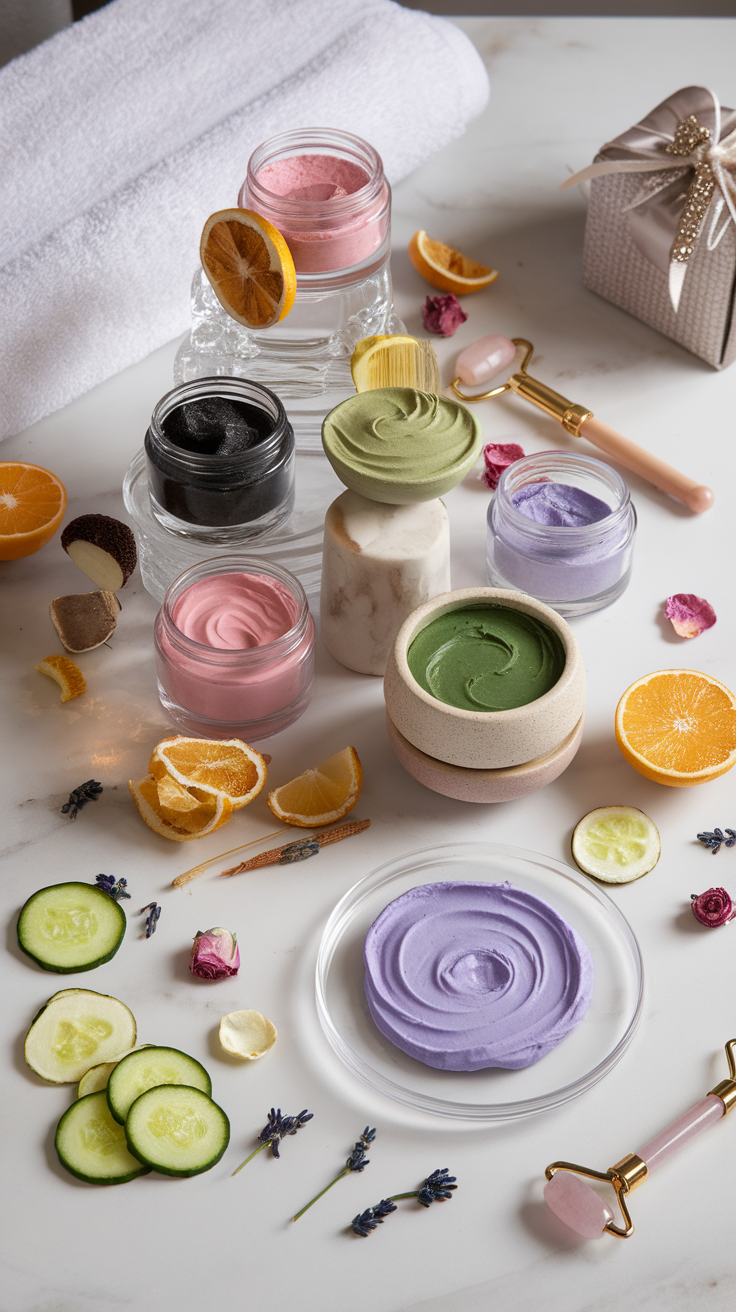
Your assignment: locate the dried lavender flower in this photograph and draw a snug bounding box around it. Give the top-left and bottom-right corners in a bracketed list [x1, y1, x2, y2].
[140, 902, 161, 937]
[697, 828, 736, 855]
[350, 1168, 458, 1236]
[293, 1127, 376, 1221]
[232, 1107, 313, 1176]
[94, 874, 130, 901]
[351, 1199, 397, 1236]
[61, 779, 103, 819]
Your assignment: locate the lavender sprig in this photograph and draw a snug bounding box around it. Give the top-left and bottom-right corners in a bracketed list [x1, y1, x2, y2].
[292, 1127, 376, 1221]
[232, 1107, 313, 1176]
[697, 828, 736, 855]
[61, 780, 103, 819]
[351, 1169, 458, 1237]
[94, 874, 131, 901]
[351, 1199, 397, 1236]
[140, 902, 161, 937]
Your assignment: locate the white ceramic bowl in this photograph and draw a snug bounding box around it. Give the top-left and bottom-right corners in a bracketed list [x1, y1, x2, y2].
[383, 587, 585, 770]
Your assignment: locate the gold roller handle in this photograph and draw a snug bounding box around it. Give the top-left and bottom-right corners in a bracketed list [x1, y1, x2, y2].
[450, 339, 714, 514]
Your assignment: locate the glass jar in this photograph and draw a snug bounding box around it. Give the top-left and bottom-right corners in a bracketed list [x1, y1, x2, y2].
[486, 451, 637, 616]
[155, 557, 315, 740]
[145, 377, 294, 543]
[174, 128, 403, 448]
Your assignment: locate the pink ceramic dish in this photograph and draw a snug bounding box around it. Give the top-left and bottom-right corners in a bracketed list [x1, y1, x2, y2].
[386, 711, 585, 803]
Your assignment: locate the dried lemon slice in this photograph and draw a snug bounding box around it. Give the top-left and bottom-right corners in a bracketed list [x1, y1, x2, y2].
[219, 1009, 277, 1060]
[266, 746, 362, 827]
[200, 208, 296, 329]
[572, 805, 661, 884]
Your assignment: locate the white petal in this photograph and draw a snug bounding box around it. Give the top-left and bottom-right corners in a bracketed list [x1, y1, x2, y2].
[219, 1009, 277, 1060]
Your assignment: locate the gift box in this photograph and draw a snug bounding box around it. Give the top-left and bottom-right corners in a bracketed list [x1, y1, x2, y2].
[566, 87, 736, 370]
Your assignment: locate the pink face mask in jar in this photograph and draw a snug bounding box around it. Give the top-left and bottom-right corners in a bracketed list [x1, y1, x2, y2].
[154, 557, 315, 740]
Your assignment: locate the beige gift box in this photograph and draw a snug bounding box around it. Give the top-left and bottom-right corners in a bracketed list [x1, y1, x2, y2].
[569, 87, 736, 370]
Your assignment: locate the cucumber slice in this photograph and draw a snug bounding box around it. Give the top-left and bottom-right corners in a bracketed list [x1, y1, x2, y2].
[55, 1090, 151, 1185]
[17, 882, 126, 973]
[77, 1045, 153, 1098]
[25, 989, 137, 1084]
[125, 1085, 229, 1177]
[107, 1046, 211, 1123]
[572, 805, 661, 884]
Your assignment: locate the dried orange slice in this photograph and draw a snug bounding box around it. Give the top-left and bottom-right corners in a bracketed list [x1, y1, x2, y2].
[408, 230, 498, 296]
[149, 736, 267, 810]
[128, 776, 233, 842]
[0, 462, 67, 560]
[266, 746, 362, 827]
[36, 654, 86, 702]
[615, 669, 736, 787]
[200, 208, 296, 329]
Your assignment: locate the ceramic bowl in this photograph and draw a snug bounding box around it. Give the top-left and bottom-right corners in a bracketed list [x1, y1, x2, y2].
[386, 711, 585, 803]
[321, 389, 482, 504]
[383, 587, 585, 770]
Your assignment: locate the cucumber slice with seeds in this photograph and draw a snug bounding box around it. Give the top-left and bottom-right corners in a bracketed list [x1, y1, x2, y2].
[125, 1085, 229, 1177]
[17, 882, 126, 973]
[55, 1090, 151, 1185]
[77, 1045, 153, 1098]
[107, 1046, 211, 1123]
[24, 989, 137, 1083]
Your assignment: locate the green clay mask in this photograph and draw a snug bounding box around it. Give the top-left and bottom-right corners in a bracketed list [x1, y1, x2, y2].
[407, 605, 565, 712]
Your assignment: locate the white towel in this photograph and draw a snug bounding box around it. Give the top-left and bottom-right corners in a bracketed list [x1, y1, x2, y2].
[0, 0, 488, 440]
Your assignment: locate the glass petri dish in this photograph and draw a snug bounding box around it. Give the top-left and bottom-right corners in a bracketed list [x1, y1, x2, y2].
[315, 842, 643, 1122]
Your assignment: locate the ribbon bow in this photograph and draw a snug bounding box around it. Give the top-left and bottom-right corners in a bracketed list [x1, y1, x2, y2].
[561, 86, 736, 312]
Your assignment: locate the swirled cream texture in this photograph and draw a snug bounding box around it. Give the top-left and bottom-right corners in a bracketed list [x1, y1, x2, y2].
[172, 572, 297, 649]
[322, 388, 482, 504]
[363, 881, 594, 1071]
[407, 605, 565, 712]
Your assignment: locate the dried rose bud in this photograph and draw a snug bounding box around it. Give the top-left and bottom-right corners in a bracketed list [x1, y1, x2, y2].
[481, 442, 525, 490]
[690, 887, 734, 927]
[665, 593, 716, 639]
[190, 926, 240, 979]
[421, 294, 468, 337]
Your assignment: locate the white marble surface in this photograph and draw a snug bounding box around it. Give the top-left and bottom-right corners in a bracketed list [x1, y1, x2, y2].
[2, 17, 736, 1312]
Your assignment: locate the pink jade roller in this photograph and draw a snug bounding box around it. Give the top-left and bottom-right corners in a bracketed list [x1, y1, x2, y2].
[544, 1039, 736, 1239]
[451, 336, 714, 514]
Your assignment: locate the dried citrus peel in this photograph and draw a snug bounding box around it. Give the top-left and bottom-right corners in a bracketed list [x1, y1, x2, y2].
[36, 654, 86, 702]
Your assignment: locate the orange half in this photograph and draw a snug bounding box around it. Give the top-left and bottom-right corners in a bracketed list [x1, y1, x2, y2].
[408, 230, 498, 296]
[615, 669, 736, 787]
[200, 208, 296, 329]
[0, 462, 67, 560]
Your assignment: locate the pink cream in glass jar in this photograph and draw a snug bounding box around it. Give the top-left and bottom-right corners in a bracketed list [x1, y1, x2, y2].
[155, 557, 315, 740]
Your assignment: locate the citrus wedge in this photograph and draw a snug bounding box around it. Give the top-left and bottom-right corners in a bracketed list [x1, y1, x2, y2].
[0, 461, 67, 560]
[149, 736, 267, 810]
[350, 335, 441, 392]
[615, 669, 736, 787]
[128, 776, 233, 842]
[36, 654, 86, 702]
[200, 208, 296, 329]
[266, 746, 362, 827]
[408, 230, 498, 296]
[572, 806, 661, 883]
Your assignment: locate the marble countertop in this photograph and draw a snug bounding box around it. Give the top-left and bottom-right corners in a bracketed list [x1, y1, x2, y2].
[2, 17, 736, 1312]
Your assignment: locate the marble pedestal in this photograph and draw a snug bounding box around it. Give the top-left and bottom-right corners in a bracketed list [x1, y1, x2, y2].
[320, 489, 451, 675]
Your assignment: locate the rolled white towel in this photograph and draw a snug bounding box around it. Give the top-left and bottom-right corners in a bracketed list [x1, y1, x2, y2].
[0, 0, 488, 440]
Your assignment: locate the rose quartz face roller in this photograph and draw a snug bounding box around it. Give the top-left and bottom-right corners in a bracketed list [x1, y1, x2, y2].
[451, 336, 714, 513]
[543, 1039, 736, 1239]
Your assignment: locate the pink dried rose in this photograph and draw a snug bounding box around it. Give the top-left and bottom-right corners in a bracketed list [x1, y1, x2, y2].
[190, 926, 240, 979]
[690, 888, 734, 928]
[665, 593, 716, 639]
[481, 442, 526, 490]
[421, 294, 468, 337]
